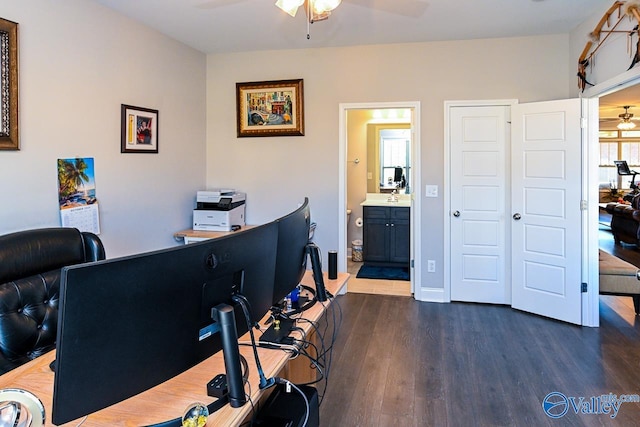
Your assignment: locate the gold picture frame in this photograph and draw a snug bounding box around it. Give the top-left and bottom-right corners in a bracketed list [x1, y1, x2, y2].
[0, 18, 18, 150]
[236, 79, 304, 137]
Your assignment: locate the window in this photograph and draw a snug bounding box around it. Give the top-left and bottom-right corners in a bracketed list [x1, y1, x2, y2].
[599, 130, 640, 190]
[380, 129, 410, 188]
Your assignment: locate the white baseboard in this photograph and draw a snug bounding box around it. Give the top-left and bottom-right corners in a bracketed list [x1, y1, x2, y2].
[416, 286, 446, 303]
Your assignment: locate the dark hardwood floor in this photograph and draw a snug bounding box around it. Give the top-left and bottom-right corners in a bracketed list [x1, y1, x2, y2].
[318, 226, 640, 426]
[599, 214, 640, 268]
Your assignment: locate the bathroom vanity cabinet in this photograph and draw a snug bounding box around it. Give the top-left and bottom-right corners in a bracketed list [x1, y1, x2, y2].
[362, 206, 410, 266]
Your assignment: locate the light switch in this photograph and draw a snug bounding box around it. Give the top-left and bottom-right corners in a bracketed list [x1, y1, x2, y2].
[425, 185, 438, 198]
[367, 172, 373, 180]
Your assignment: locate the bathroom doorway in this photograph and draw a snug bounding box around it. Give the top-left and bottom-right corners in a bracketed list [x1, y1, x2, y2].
[338, 102, 421, 298]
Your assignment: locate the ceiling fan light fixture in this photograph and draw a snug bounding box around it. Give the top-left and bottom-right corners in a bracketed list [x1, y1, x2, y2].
[275, 0, 305, 17]
[312, 0, 342, 13]
[617, 106, 637, 130]
[618, 120, 636, 130]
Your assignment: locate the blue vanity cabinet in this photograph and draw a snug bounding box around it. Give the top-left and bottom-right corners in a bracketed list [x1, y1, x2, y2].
[362, 206, 410, 266]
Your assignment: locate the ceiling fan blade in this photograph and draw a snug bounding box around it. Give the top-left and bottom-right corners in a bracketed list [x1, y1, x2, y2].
[599, 118, 625, 123]
[345, 0, 429, 17]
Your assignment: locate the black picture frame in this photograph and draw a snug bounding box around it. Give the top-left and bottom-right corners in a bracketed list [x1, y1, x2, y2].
[121, 104, 159, 153]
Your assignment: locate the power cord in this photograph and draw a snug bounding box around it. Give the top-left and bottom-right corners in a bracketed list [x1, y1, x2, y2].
[232, 294, 276, 390]
[275, 378, 310, 427]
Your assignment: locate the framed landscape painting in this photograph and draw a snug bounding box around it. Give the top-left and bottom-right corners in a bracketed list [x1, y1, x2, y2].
[236, 79, 304, 137]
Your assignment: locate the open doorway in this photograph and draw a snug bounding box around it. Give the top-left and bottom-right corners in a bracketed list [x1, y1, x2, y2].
[338, 102, 421, 298]
[595, 83, 640, 319]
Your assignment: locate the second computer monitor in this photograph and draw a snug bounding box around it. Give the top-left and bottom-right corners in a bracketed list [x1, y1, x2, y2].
[272, 198, 311, 306]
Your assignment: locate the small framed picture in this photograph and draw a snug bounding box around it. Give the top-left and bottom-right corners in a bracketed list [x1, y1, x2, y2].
[121, 104, 159, 153]
[236, 79, 304, 137]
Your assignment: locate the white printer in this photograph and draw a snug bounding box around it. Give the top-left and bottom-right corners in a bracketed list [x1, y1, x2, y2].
[193, 189, 246, 232]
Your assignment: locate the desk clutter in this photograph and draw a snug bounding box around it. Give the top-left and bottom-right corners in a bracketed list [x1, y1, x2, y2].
[0, 198, 348, 426]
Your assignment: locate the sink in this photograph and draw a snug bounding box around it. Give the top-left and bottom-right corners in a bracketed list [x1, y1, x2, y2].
[360, 193, 411, 207]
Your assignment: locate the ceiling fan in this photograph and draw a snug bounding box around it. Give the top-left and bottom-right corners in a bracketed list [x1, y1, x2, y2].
[195, 0, 429, 18]
[276, 0, 341, 23]
[600, 106, 640, 130]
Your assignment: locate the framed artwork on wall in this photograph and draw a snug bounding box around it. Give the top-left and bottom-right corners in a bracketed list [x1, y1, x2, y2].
[0, 18, 18, 150]
[121, 104, 159, 153]
[236, 79, 304, 137]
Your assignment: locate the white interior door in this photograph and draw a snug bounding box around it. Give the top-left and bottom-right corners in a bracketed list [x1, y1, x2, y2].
[450, 106, 509, 304]
[511, 99, 583, 325]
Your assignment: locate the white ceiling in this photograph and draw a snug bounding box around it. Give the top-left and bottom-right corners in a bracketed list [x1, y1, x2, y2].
[92, 0, 607, 55]
[600, 84, 640, 128]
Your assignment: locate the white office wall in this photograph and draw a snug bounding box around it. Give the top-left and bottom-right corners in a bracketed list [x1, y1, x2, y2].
[206, 35, 571, 289]
[0, 0, 206, 258]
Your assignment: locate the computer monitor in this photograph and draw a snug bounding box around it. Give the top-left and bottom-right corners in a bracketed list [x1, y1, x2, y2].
[272, 197, 311, 306]
[52, 222, 278, 425]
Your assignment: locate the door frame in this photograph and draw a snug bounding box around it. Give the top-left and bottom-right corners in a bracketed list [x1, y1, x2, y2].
[338, 101, 422, 297]
[443, 94, 623, 327]
[444, 99, 517, 303]
[583, 67, 640, 327]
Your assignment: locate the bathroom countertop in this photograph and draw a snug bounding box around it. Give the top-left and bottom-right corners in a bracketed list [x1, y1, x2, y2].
[360, 194, 411, 207]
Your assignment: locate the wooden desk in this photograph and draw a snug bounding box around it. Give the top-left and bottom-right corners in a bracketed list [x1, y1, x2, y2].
[0, 271, 348, 426]
[174, 226, 257, 244]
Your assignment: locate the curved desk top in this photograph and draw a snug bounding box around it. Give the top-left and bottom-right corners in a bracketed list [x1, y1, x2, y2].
[0, 271, 349, 426]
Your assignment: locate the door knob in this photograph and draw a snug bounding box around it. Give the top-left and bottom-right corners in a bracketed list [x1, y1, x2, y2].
[513, 213, 521, 220]
[453, 211, 460, 217]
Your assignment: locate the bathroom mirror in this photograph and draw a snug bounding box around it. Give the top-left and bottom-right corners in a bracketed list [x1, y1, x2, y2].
[366, 123, 411, 194]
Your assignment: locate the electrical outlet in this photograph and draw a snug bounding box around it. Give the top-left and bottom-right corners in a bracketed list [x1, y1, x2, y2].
[427, 260, 436, 272]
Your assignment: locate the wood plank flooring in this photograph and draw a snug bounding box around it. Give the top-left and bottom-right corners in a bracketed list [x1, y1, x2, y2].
[317, 221, 640, 426]
[318, 293, 640, 426]
[346, 259, 412, 297]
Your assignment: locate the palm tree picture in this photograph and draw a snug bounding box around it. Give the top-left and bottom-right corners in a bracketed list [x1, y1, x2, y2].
[57, 157, 97, 208]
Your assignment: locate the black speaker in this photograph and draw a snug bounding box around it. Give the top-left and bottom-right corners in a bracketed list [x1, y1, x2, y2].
[211, 303, 246, 408]
[254, 383, 319, 427]
[328, 250, 337, 280]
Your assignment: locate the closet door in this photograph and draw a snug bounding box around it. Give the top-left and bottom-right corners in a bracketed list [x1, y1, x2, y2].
[511, 99, 582, 325]
[450, 105, 509, 304]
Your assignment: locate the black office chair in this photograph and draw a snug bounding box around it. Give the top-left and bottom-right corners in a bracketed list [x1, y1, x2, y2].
[0, 227, 105, 374]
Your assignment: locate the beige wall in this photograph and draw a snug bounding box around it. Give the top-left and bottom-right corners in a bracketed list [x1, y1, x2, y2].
[0, 0, 207, 257]
[206, 34, 571, 290]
